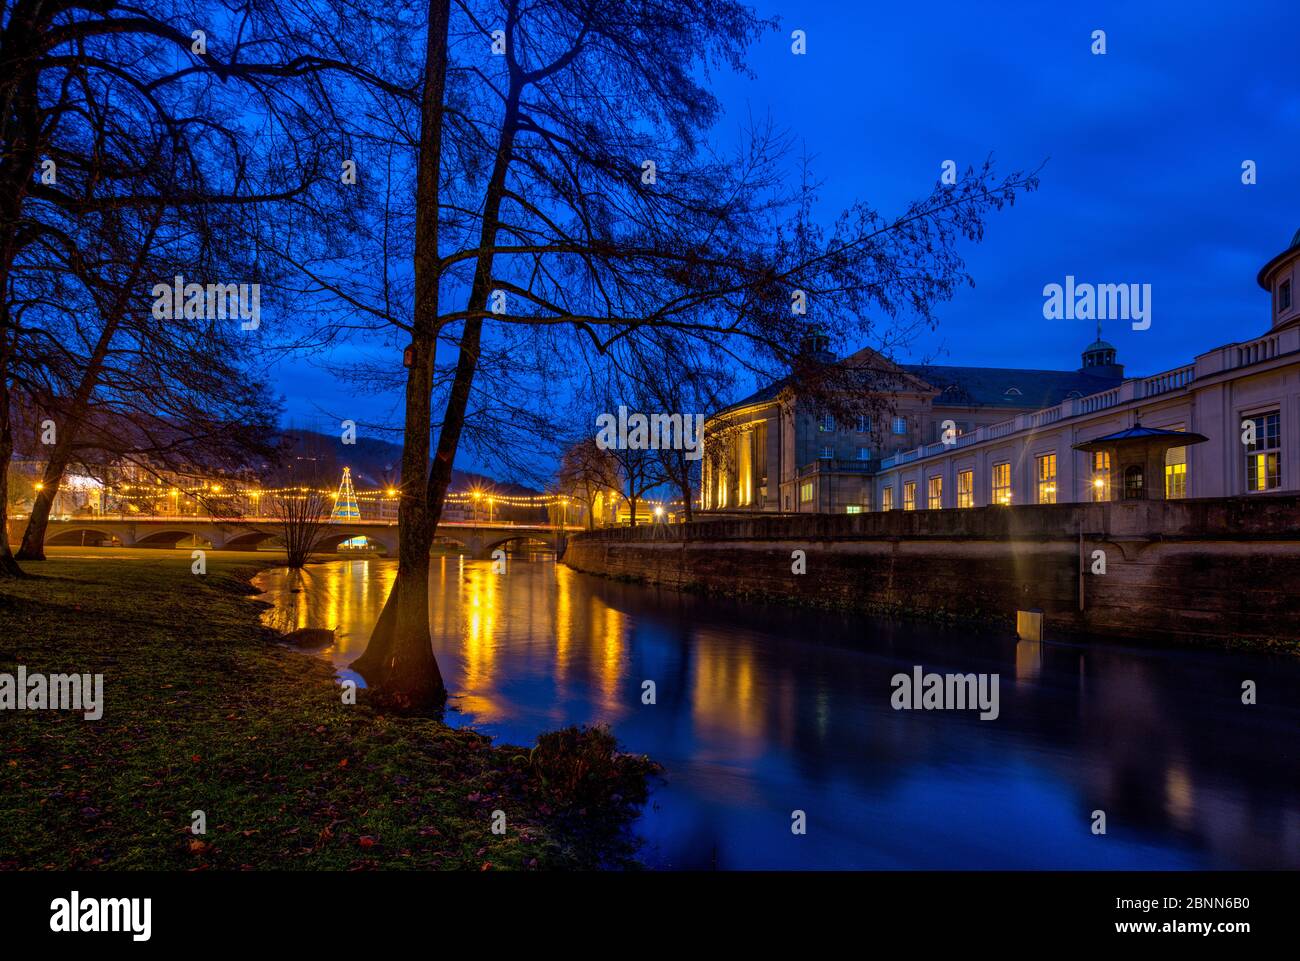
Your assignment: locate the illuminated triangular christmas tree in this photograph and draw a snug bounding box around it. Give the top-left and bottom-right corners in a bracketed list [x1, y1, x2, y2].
[331, 466, 361, 520]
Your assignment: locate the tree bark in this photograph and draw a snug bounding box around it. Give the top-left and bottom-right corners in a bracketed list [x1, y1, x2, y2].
[356, 45, 524, 707]
[350, 0, 452, 708]
[16, 247, 145, 560]
[678, 474, 694, 523]
[0, 383, 22, 576]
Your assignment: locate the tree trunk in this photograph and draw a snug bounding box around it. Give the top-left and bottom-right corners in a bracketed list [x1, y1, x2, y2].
[355, 3, 522, 710]
[350, 0, 451, 708]
[17, 284, 130, 561]
[0, 385, 22, 577]
[679, 475, 694, 523]
[0, 31, 43, 579]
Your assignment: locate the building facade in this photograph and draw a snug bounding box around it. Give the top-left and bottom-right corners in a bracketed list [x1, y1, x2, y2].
[702, 230, 1300, 513]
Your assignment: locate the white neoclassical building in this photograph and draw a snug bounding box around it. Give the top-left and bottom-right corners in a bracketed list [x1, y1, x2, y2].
[703, 229, 1300, 513]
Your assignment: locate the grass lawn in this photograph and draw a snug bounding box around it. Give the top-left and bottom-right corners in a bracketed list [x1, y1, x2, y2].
[0, 548, 654, 870]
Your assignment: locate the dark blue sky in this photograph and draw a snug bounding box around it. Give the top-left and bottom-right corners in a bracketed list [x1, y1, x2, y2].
[275, 0, 1300, 476]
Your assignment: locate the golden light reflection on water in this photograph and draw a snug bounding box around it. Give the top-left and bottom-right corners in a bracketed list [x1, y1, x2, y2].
[1164, 763, 1196, 830]
[1015, 639, 1042, 682]
[255, 559, 397, 670]
[553, 563, 573, 691]
[456, 560, 501, 720]
[690, 628, 763, 756]
[592, 596, 624, 710]
[256, 556, 676, 732]
[256, 556, 775, 748]
[250, 556, 1300, 869]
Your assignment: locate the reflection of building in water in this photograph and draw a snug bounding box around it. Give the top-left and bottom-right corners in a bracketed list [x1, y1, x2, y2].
[690, 629, 762, 754]
[553, 564, 575, 689]
[1015, 639, 1043, 682]
[1164, 764, 1195, 831]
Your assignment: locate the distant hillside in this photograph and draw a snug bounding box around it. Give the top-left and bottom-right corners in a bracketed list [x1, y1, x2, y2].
[276, 430, 541, 495]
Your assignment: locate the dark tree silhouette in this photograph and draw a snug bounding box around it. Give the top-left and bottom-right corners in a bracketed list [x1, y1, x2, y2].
[280, 0, 1037, 710]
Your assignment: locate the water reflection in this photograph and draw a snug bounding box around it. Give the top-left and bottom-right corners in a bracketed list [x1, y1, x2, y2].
[254, 555, 1300, 870]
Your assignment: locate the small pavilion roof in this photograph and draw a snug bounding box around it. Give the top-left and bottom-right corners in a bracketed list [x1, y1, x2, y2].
[1073, 424, 1208, 452]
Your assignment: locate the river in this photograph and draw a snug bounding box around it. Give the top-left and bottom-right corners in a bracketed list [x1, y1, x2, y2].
[253, 553, 1300, 869]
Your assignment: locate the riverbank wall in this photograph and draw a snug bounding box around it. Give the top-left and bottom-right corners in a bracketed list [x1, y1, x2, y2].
[561, 497, 1300, 649]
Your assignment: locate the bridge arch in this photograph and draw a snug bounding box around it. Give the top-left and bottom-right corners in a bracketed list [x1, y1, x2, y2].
[311, 530, 397, 556]
[431, 534, 469, 552]
[132, 528, 213, 549]
[45, 527, 119, 547]
[481, 533, 557, 559]
[220, 530, 281, 551]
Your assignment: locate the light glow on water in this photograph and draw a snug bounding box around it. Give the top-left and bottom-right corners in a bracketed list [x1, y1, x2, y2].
[254, 555, 1300, 870]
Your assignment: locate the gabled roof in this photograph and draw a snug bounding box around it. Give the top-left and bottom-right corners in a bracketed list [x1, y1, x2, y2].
[711, 375, 791, 418]
[711, 352, 1128, 420]
[903, 364, 1125, 410]
[713, 347, 933, 418]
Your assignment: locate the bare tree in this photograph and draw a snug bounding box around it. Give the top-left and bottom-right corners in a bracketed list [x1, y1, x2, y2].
[283, 0, 1037, 711]
[0, 0, 381, 576]
[557, 437, 622, 530]
[267, 487, 331, 569]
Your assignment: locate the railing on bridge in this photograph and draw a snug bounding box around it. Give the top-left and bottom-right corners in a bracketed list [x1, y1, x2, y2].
[35, 513, 578, 530]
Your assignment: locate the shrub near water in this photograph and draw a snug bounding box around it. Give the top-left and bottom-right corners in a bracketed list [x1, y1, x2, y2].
[522, 726, 660, 816]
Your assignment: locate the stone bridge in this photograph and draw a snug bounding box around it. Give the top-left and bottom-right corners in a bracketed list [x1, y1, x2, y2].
[18, 516, 568, 560]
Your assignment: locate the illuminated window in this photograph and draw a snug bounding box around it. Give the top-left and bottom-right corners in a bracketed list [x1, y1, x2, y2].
[927, 475, 943, 509]
[1091, 450, 1110, 502]
[882, 486, 893, 511]
[903, 481, 916, 511]
[800, 480, 814, 504]
[957, 469, 973, 508]
[1165, 427, 1187, 499]
[737, 429, 753, 506]
[1036, 453, 1057, 504]
[991, 462, 1011, 505]
[1244, 411, 1281, 491]
[857, 447, 872, 460]
[846, 505, 862, 514]
[818, 413, 835, 432]
[892, 416, 908, 435]
[1165, 461, 1186, 499]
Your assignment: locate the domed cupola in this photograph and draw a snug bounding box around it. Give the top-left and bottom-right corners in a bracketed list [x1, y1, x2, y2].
[1256, 227, 1300, 331]
[1080, 332, 1124, 379]
[1082, 339, 1116, 368]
